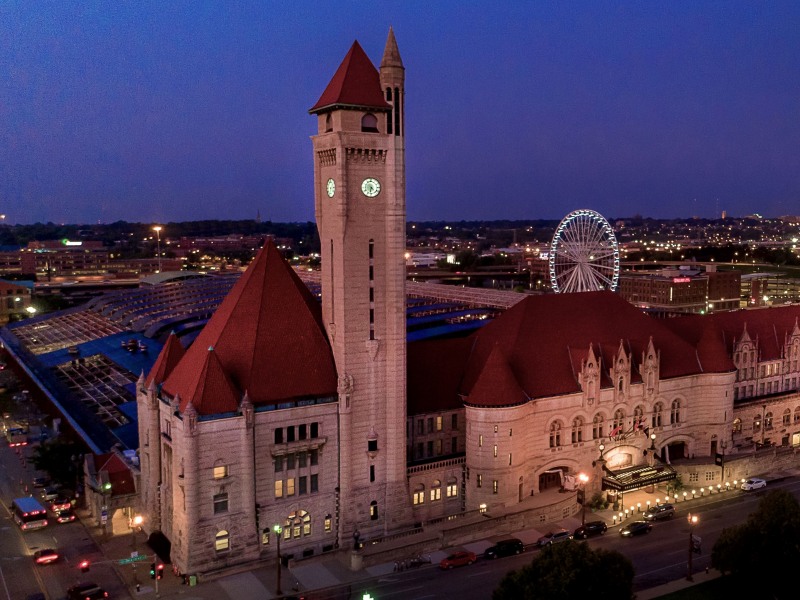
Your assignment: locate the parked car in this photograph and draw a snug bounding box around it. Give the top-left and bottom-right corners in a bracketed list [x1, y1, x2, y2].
[55, 509, 76, 523]
[643, 503, 675, 521]
[741, 478, 767, 491]
[32, 476, 50, 488]
[620, 521, 652, 537]
[483, 538, 525, 559]
[66, 583, 108, 600]
[33, 549, 59, 565]
[537, 528, 573, 546]
[41, 486, 61, 502]
[573, 520, 608, 539]
[49, 498, 71, 513]
[439, 551, 477, 569]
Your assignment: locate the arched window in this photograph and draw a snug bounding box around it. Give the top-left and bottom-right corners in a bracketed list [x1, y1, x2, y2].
[325, 113, 332, 132]
[612, 409, 625, 434]
[633, 405, 644, 429]
[215, 530, 230, 552]
[652, 402, 663, 428]
[618, 378, 623, 392]
[361, 113, 379, 133]
[783, 409, 791, 426]
[764, 412, 773, 430]
[370, 501, 378, 520]
[549, 421, 562, 448]
[732, 418, 742, 433]
[571, 417, 584, 443]
[794, 407, 800, 423]
[592, 414, 604, 439]
[753, 414, 761, 432]
[430, 480, 442, 502]
[670, 400, 681, 424]
[285, 510, 311, 538]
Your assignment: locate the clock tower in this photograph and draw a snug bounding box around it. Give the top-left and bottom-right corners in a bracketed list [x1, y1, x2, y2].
[310, 29, 411, 539]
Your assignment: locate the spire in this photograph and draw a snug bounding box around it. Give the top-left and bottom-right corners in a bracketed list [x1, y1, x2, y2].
[381, 27, 404, 69]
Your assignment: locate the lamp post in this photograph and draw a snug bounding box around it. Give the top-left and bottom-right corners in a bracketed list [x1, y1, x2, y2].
[687, 513, 698, 581]
[720, 440, 727, 481]
[153, 226, 162, 273]
[131, 514, 143, 548]
[578, 473, 589, 527]
[273, 524, 283, 595]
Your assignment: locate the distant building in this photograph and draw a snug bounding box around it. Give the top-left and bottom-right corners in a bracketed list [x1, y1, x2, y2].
[0, 279, 32, 324]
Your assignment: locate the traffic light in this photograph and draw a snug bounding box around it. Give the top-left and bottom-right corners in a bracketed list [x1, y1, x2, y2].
[79, 559, 90, 573]
[150, 562, 164, 579]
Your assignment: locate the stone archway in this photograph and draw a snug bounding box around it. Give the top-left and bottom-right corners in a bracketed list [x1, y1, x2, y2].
[539, 467, 569, 491]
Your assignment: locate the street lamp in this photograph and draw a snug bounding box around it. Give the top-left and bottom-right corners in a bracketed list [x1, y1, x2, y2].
[153, 226, 162, 273]
[578, 473, 589, 527]
[687, 513, 698, 581]
[273, 524, 283, 595]
[131, 514, 143, 548]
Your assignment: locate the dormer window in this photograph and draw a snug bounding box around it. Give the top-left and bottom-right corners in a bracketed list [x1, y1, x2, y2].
[361, 113, 379, 133]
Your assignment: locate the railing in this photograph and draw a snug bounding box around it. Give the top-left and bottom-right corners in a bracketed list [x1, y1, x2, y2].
[407, 456, 465, 475]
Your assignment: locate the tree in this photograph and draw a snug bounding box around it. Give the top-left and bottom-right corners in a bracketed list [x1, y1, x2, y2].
[712, 490, 800, 599]
[493, 541, 634, 600]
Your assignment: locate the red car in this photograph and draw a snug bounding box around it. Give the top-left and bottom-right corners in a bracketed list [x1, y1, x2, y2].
[50, 498, 71, 512]
[439, 550, 477, 569]
[33, 549, 59, 565]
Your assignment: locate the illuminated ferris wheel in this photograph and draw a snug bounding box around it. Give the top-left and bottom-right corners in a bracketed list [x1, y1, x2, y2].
[548, 209, 620, 293]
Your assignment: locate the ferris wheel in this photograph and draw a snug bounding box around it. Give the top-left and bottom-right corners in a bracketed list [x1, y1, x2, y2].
[548, 209, 620, 293]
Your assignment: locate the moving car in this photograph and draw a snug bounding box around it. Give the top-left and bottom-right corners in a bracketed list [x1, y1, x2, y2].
[66, 583, 108, 600]
[32, 476, 50, 488]
[741, 478, 766, 491]
[50, 498, 72, 513]
[537, 528, 573, 546]
[41, 486, 61, 502]
[55, 509, 76, 523]
[33, 548, 59, 565]
[573, 520, 608, 539]
[620, 521, 652, 537]
[483, 538, 525, 559]
[439, 551, 477, 569]
[643, 503, 675, 521]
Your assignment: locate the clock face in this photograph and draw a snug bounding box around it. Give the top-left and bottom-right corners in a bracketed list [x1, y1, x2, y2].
[326, 178, 335, 198]
[361, 178, 381, 198]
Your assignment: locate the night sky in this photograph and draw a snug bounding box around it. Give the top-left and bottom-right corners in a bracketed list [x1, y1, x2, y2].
[2, 1, 798, 225]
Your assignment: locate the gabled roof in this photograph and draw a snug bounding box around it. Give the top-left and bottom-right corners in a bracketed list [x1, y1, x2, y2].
[162, 241, 337, 415]
[94, 452, 136, 496]
[465, 344, 528, 408]
[461, 291, 702, 400]
[146, 332, 185, 387]
[309, 41, 391, 114]
[176, 346, 240, 414]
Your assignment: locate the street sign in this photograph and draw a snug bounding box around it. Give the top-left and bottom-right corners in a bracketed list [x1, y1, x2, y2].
[119, 555, 149, 565]
[101, 515, 107, 524]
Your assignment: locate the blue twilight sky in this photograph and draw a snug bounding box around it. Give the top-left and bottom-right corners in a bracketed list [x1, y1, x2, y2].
[2, 1, 799, 225]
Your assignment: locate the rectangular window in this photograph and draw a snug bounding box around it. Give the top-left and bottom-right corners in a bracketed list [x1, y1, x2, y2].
[370, 465, 375, 482]
[310, 449, 319, 466]
[492, 480, 498, 494]
[287, 426, 295, 442]
[299, 476, 307, 495]
[213, 493, 228, 514]
[413, 490, 424, 505]
[427, 417, 434, 433]
[368, 439, 378, 452]
[275, 456, 284, 472]
[416, 443, 423, 458]
[451, 414, 458, 430]
[508, 453, 512, 466]
[287, 454, 296, 470]
[435, 439, 442, 455]
[299, 452, 307, 468]
[299, 424, 307, 440]
[427, 441, 433, 456]
[479, 434, 483, 447]
[324, 516, 332, 532]
[430, 487, 441, 501]
[213, 465, 228, 479]
[446, 484, 458, 497]
[436, 416, 442, 431]
[274, 428, 283, 444]
[286, 478, 295, 496]
[262, 530, 270, 545]
[310, 422, 319, 438]
[274, 480, 283, 498]
[417, 420, 424, 435]
[477, 474, 482, 488]
[452, 437, 458, 453]
[310, 474, 318, 493]
[493, 445, 498, 458]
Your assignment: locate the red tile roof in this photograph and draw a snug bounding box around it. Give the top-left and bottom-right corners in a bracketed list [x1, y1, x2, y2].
[175, 346, 240, 414]
[309, 41, 390, 113]
[465, 344, 528, 408]
[94, 452, 136, 496]
[408, 337, 472, 415]
[161, 241, 337, 415]
[145, 332, 185, 387]
[461, 291, 703, 400]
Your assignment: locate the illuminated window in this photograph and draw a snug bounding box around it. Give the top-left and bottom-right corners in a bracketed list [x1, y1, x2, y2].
[477, 474, 482, 488]
[446, 483, 458, 498]
[215, 530, 229, 552]
[286, 478, 295, 496]
[436, 416, 442, 431]
[261, 528, 270, 545]
[274, 480, 283, 498]
[478, 434, 483, 447]
[324, 514, 332, 533]
[213, 465, 228, 479]
[370, 501, 378, 520]
[492, 480, 498, 494]
[413, 486, 425, 505]
[285, 510, 311, 538]
[493, 444, 498, 458]
[431, 480, 441, 501]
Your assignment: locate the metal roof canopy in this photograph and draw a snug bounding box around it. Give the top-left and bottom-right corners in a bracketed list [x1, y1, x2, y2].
[602, 462, 677, 492]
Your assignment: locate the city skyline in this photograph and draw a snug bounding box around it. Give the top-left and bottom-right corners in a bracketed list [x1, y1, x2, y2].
[2, 1, 799, 225]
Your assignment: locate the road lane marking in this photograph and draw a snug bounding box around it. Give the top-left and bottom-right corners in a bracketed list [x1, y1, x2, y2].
[0, 564, 10, 600]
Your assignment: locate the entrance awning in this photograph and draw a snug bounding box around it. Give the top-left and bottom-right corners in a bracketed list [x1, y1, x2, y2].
[602, 462, 677, 492]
